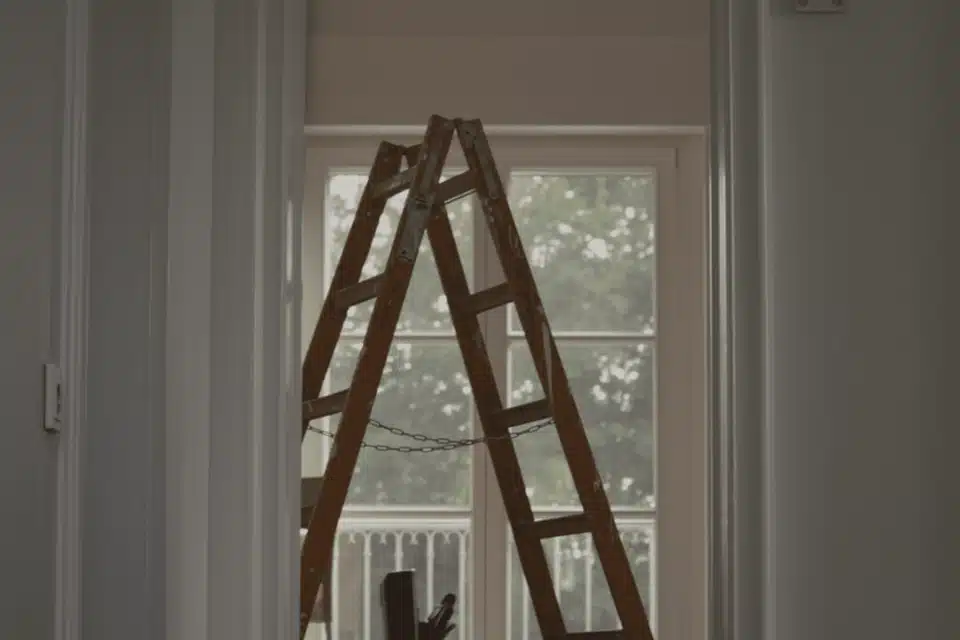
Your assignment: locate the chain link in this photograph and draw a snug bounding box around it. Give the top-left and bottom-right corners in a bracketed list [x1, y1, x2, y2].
[307, 416, 553, 453]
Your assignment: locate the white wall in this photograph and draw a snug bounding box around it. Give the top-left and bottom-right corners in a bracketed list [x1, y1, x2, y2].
[0, 3, 64, 638]
[760, 2, 958, 639]
[307, 0, 709, 126]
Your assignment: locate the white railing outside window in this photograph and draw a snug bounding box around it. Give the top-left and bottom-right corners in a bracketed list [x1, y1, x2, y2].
[304, 507, 653, 640]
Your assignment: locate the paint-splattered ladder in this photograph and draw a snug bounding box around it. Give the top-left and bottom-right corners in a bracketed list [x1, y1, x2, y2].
[299, 115, 655, 640]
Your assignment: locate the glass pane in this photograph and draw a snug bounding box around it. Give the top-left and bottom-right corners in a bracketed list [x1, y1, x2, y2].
[325, 172, 473, 335]
[506, 520, 653, 638]
[308, 340, 473, 507]
[509, 342, 655, 509]
[505, 172, 656, 335]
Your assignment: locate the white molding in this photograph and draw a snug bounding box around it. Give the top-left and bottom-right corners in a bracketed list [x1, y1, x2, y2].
[164, 0, 305, 637]
[205, 0, 268, 634]
[708, 1, 766, 640]
[305, 124, 707, 138]
[166, 0, 215, 638]
[279, 0, 308, 635]
[55, 0, 89, 638]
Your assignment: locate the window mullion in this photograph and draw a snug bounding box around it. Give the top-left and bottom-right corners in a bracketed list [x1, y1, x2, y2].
[305, 157, 332, 473]
[472, 163, 512, 639]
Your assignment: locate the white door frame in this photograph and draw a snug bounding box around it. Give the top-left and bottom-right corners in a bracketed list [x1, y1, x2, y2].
[55, 0, 90, 638]
[708, 1, 766, 640]
[54, 0, 762, 636]
[165, 0, 306, 638]
[140, 0, 764, 638]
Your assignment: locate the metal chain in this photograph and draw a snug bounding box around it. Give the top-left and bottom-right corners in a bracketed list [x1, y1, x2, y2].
[307, 416, 554, 453]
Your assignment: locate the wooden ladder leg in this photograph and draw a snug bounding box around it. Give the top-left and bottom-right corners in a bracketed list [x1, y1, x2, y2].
[425, 201, 568, 638]
[299, 115, 457, 638]
[456, 119, 655, 640]
[301, 141, 407, 439]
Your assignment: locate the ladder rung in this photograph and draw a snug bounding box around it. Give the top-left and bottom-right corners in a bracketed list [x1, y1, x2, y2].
[436, 170, 476, 204]
[335, 275, 383, 309]
[564, 632, 625, 639]
[303, 389, 349, 421]
[523, 513, 592, 540]
[495, 398, 552, 429]
[370, 168, 475, 205]
[466, 282, 512, 314]
[371, 166, 417, 200]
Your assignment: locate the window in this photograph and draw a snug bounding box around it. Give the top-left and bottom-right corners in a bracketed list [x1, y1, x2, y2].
[301, 135, 706, 640]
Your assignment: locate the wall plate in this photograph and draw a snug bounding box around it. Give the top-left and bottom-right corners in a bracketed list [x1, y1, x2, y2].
[43, 363, 63, 432]
[796, 0, 846, 12]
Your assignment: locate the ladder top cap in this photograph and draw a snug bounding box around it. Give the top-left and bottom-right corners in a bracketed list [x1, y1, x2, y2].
[427, 114, 457, 129]
[425, 115, 483, 127]
[377, 140, 407, 155]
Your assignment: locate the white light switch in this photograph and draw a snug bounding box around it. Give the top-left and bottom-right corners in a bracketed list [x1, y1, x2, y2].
[43, 363, 63, 432]
[796, 0, 846, 12]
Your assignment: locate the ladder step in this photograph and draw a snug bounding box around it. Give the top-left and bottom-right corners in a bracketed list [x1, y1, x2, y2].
[564, 632, 625, 639]
[370, 168, 476, 205]
[335, 275, 384, 309]
[466, 282, 513, 314]
[303, 389, 349, 421]
[495, 398, 552, 429]
[371, 166, 417, 200]
[523, 513, 593, 540]
[435, 170, 476, 204]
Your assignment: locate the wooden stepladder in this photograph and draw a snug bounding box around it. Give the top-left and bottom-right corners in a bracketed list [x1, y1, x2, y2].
[300, 115, 655, 640]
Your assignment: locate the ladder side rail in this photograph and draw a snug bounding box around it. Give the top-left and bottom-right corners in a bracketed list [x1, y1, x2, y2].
[301, 142, 407, 438]
[455, 120, 613, 510]
[424, 197, 568, 638]
[455, 120, 654, 639]
[299, 116, 456, 637]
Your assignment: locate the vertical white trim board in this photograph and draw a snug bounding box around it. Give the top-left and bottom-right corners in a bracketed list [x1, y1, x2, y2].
[278, 0, 309, 634]
[55, 0, 89, 638]
[165, 0, 306, 637]
[708, 0, 766, 639]
[166, 0, 214, 638]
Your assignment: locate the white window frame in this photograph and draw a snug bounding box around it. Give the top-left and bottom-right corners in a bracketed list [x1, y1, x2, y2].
[302, 131, 707, 640]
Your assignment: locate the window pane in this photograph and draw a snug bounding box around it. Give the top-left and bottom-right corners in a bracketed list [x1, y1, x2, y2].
[325, 172, 473, 335]
[506, 521, 653, 638]
[506, 172, 656, 335]
[311, 340, 473, 507]
[509, 342, 655, 509]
